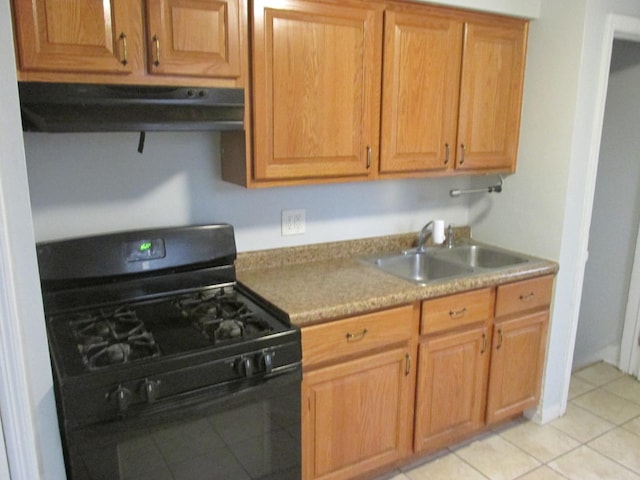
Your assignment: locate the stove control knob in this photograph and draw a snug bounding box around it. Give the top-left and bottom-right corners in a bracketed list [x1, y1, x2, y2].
[235, 356, 254, 378]
[259, 351, 274, 375]
[110, 385, 133, 412]
[141, 379, 161, 404]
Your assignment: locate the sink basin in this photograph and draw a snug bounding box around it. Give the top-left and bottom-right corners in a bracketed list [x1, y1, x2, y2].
[433, 244, 530, 269]
[362, 242, 532, 286]
[365, 252, 472, 285]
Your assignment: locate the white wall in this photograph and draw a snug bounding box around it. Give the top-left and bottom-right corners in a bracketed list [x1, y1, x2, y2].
[24, 132, 473, 251]
[573, 39, 640, 369]
[0, 0, 66, 479]
[473, 0, 640, 422]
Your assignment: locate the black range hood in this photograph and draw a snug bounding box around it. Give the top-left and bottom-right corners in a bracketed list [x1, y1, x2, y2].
[18, 82, 245, 133]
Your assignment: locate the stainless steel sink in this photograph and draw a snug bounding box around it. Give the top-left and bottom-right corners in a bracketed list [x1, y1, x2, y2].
[362, 242, 532, 286]
[432, 244, 530, 269]
[364, 252, 472, 285]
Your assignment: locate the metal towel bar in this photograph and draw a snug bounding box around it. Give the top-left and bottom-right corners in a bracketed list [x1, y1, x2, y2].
[450, 175, 504, 197]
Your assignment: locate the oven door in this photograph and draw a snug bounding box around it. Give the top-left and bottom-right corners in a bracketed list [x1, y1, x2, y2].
[63, 367, 301, 480]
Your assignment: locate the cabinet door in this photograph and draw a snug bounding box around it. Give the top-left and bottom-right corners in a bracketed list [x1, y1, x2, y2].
[456, 17, 527, 172]
[486, 311, 548, 424]
[12, 0, 141, 74]
[302, 347, 413, 480]
[380, 7, 461, 174]
[146, 0, 241, 78]
[252, 0, 383, 182]
[414, 325, 489, 453]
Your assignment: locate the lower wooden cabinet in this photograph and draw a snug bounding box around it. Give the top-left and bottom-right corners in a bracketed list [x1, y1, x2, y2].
[414, 288, 493, 453]
[301, 304, 417, 480]
[414, 324, 490, 452]
[486, 310, 549, 424]
[300, 274, 554, 477]
[486, 274, 554, 424]
[302, 347, 414, 480]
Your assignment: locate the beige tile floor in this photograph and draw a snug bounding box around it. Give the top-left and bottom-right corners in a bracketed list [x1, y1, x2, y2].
[378, 362, 640, 480]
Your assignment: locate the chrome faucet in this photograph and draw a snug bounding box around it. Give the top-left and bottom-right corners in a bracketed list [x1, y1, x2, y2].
[445, 224, 455, 248]
[416, 221, 434, 252]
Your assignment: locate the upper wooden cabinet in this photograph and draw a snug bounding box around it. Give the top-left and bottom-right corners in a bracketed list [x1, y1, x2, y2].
[11, 0, 140, 75]
[146, 0, 240, 78]
[11, 0, 243, 86]
[223, 0, 528, 187]
[380, 4, 527, 176]
[251, 0, 383, 184]
[380, 6, 462, 175]
[455, 18, 527, 173]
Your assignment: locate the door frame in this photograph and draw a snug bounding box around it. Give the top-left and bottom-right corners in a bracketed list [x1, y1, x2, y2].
[621, 227, 640, 378]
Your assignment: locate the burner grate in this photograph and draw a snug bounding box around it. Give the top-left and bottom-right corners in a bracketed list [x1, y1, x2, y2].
[174, 287, 273, 344]
[70, 306, 160, 371]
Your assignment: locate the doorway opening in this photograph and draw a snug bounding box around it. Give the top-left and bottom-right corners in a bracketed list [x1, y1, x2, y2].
[574, 38, 640, 379]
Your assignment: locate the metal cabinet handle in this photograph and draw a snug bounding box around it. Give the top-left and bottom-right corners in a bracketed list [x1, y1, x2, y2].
[366, 146, 372, 169]
[460, 144, 466, 165]
[449, 307, 467, 319]
[405, 353, 411, 376]
[481, 332, 487, 354]
[152, 35, 161, 66]
[118, 33, 128, 65]
[346, 328, 368, 341]
[519, 292, 535, 302]
[444, 143, 450, 165]
[496, 328, 503, 350]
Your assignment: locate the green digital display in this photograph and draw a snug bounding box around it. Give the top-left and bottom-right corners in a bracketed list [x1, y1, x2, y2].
[125, 238, 166, 262]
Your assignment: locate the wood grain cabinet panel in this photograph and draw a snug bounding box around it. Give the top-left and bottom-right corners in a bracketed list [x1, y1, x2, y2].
[146, 0, 241, 78]
[11, 0, 243, 85]
[251, 0, 383, 183]
[455, 18, 527, 173]
[486, 275, 554, 424]
[224, 0, 528, 186]
[421, 288, 494, 335]
[495, 274, 554, 317]
[302, 347, 413, 480]
[379, 4, 527, 177]
[301, 303, 418, 480]
[11, 0, 141, 75]
[380, 6, 462, 174]
[486, 311, 549, 423]
[302, 305, 414, 368]
[414, 325, 490, 452]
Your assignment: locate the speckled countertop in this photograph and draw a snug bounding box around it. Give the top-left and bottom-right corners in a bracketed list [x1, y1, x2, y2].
[236, 230, 558, 327]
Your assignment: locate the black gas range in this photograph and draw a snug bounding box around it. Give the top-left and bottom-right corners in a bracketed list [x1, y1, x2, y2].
[37, 224, 301, 480]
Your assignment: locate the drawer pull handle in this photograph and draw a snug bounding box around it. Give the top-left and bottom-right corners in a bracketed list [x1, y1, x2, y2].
[366, 146, 372, 169]
[444, 143, 450, 165]
[520, 292, 535, 302]
[405, 353, 411, 376]
[118, 32, 128, 65]
[460, 143, 466, 165]
[496, 328, 503, 350]
[449, 307, 467, 318]
[152, 35, 161, 66]
[346, 328, 368, 341]
[481, 332, 487, 354]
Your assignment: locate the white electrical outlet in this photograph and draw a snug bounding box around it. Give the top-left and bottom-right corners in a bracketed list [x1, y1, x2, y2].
[282, 209, 306, 236]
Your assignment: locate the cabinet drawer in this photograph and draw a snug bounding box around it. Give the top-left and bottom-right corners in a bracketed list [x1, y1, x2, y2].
[495, 275, 554, 317]
[421, 288, 494, 335]
[302, 304, 415, 368]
